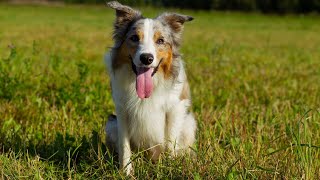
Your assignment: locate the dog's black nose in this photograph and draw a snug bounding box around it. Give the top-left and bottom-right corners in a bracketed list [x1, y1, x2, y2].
[140, 53, 154, 65]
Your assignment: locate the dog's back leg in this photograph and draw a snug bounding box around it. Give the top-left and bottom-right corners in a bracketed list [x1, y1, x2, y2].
[105, 114, 118, 154]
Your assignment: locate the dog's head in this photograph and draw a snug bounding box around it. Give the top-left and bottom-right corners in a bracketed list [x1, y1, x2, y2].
[107, 1, 193, 99]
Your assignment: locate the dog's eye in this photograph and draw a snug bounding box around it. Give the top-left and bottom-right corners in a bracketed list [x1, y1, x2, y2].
[156, 38, 164, 45]
[130, 35, 139, 42]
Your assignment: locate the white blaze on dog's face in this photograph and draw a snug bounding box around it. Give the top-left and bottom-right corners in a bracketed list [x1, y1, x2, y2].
[125, 18, 174, 99]
[108, 1, 193, 99]
[129, 19, 158, 68]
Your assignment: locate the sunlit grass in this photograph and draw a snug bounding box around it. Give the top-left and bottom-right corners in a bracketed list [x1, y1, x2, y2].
[0, 3, 320, 179]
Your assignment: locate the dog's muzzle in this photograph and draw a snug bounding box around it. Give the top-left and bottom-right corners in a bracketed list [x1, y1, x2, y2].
[129, 55, 163, 77]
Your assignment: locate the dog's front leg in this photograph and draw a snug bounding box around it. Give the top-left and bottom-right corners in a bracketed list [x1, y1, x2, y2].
[117, 113, 133, 175]
[166, 102, 185, 155]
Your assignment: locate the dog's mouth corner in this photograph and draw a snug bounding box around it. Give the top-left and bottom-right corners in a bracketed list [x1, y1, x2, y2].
[131, 58, 138, 75]
[129, 55, 162, 77]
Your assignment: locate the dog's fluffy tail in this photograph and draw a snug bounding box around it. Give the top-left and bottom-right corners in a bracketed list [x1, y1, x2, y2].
[105, 114, 118, 153]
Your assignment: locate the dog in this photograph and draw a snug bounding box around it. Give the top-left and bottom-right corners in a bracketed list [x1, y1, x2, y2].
[105, 1, 197, 175]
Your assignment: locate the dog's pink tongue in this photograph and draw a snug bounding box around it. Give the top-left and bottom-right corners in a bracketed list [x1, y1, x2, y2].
[136, 67, 154, 99]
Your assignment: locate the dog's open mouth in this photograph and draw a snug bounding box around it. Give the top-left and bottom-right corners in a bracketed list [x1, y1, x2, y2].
[130, 55, 163, 99]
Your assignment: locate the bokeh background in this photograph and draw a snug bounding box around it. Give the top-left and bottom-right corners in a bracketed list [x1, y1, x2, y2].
[2, 0, 320, 13]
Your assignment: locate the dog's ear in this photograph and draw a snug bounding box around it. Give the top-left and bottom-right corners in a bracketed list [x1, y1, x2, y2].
[157, 13, 193, 33]
[107, 1, 142, 45]
[157, 13, 193, 52]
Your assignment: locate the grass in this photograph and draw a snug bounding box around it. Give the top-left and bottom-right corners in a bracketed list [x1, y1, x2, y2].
[0, 3, 320, 179]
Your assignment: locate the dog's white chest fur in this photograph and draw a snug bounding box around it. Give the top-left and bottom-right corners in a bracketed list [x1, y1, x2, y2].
[127, 95, 166, 148]
[108, 60, 183, 149]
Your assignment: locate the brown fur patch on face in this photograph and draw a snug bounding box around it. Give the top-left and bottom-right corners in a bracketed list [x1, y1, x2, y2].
[112, 39, 137, 70]
[136, 30, 144, 41]
[180, 81, 190, 100]
[153, 31, 162, 41]
[154, 31, 173, 79]
[158, 49, 173, 79]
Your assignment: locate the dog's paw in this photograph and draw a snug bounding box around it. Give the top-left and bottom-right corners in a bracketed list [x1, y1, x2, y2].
[124, 163, 133, 176]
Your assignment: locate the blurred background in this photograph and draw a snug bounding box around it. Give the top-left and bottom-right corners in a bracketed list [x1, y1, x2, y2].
[2, 0, 320, 13]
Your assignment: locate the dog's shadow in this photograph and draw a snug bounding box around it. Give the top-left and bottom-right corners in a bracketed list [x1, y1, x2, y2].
[1, 130, 197, 178]
[1, 130, 119, 172]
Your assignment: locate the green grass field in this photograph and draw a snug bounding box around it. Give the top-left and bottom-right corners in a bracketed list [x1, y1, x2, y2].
[0, 3, 320, 179]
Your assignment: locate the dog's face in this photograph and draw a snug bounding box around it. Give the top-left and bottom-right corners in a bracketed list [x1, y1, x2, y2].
[126, 19, 172, 71]
[108, 1, 193, 99]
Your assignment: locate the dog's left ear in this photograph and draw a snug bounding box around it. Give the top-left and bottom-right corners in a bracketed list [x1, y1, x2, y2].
[157, 13, 193, 33]
[107, 1, 142, 46]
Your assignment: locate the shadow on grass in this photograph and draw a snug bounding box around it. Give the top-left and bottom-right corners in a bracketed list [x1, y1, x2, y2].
[0, 130, 119, 172]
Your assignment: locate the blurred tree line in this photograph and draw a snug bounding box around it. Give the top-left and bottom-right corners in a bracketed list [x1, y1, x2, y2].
[65, 0, 320, 13]
[4, 0, 320, 13]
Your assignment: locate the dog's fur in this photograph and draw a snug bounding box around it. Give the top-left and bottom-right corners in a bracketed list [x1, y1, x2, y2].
[105, 1, 197, 175]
